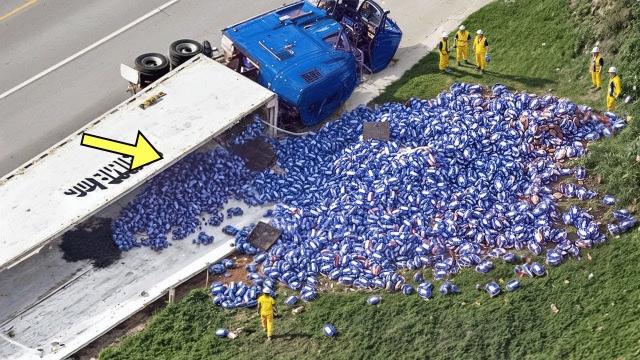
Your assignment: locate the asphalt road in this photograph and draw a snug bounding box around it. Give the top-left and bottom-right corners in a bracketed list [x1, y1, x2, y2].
[0, 0, 287, 176]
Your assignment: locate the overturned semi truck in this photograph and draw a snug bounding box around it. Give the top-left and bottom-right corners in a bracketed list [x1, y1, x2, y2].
[122, 0, 402, 126]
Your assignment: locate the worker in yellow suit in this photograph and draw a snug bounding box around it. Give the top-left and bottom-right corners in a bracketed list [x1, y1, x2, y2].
[474, 29, 489, 73]
[257, 288, 277, 340]
[590, 47, 604, 90]
[438, 32, 451, 73]
[454, 25, 471, 66]
[606, 66, 622, 111]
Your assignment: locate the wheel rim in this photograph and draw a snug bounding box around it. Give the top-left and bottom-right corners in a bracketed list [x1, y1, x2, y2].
[176, 43, 199, 54]
[142, 56, 164, 68]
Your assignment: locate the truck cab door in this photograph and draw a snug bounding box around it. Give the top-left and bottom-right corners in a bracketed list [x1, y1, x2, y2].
[357, 0, 402, 73]
[316, 0, 359, 21]
[316, 0, 337, 16]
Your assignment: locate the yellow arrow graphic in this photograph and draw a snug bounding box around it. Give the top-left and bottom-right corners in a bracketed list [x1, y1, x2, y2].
[81, 131, 163, 170]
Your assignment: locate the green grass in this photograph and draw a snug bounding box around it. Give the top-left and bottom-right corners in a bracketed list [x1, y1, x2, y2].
[376, 0, 640, 205]
[377, 0, 639, 107]
[100, 1, 640, 359]
[378, 1, 592, 105]
[101, 233, 640, 360]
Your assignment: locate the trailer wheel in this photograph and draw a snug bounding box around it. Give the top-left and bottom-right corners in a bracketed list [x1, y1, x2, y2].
[169, 39, 203, 67]
[134, 53, 170, 74]
[134, 53, 170, 88]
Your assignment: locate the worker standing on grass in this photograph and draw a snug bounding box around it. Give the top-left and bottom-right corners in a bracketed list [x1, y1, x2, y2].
[438, 32, 451, 73]
[590, 47, 604, 90]
[454, 25, 471, 66]
[474, 30, 489, 73]
[606, 66, 622, 111]
[257, 288, 277, 340]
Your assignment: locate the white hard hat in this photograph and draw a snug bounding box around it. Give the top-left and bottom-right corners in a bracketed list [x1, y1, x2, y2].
[442, 32, 448, 37]
[477, 29, 483, 35]
[459, 25, 465, 31]
[608, 66, 618, 73]
[592, 47, 599, 53]
[262, 287, 271, 294]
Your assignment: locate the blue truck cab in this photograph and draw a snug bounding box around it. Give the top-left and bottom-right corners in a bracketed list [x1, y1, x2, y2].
[221, 0, 401, 126]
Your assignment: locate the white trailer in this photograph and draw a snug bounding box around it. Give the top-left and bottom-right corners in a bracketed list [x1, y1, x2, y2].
[0, 54, 277, 359]
[0, 54, 277, 271]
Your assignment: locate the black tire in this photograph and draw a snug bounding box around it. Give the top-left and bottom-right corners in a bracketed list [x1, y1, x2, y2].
[169, 39, 203, 67]
[139, 72, 159, 88]
[134, 53, 170, 75]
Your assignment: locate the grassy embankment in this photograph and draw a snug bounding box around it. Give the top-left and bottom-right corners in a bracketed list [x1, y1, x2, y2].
[101, 1, 640, 359]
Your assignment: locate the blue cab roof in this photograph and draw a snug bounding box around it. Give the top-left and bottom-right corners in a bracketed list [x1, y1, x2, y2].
[223, 2, 342, 71]
[222, 1, 358, 126]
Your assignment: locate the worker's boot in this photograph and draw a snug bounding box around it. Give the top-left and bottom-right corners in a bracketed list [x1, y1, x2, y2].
[465, 60, 470, 65]
[445, 68, 453, 73]
[457, 62, 461, 66]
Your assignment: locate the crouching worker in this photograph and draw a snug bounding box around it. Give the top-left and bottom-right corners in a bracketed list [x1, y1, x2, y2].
[257, 288, 277, 340]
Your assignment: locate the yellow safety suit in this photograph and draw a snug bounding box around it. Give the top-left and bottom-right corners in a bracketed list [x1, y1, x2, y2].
[455, 30, 471, 64]
[607, 74, 622, 111]
[474, 35, 489, 71]
[257, 294, 276, 338]
[590, 54, 603, 88]
[438, 38, 450, 71]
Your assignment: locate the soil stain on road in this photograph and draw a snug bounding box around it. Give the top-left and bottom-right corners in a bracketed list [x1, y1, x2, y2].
[59, 217, 121, 268]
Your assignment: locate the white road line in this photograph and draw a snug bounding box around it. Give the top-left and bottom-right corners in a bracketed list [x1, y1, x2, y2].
[0, 0, 181, 101]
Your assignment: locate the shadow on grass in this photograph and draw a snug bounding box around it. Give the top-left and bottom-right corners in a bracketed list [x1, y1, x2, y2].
[483, 69, 556, 88]
[376, 51, 556, 103]
[444, 65, 555, 88]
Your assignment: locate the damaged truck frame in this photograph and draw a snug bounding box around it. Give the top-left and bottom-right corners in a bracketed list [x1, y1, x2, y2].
[122, 0, 401, 126]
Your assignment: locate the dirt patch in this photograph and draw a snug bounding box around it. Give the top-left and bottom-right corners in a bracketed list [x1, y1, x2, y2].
[210, 255, 253, 285]
[59, 218, 121, 268]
